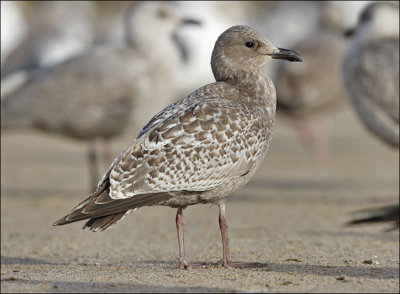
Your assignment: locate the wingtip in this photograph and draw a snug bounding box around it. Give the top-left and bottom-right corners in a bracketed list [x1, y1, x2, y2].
[52, 217, 68, 226]
[52, 220, 61, 226]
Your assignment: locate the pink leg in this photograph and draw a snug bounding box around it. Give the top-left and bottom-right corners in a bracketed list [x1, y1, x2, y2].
[295, 120, 315, 152]
[175, 207, 206, 269]
[311, 117, 331, 165]
[219, 202, 231, 266]
[295, 119, 331, 165]
[218, 202, 261, 268]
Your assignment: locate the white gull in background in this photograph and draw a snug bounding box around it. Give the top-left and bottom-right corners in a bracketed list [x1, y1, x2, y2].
[1, 2, 200, 190]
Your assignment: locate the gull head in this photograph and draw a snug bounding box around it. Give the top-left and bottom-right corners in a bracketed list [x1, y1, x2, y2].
[211, 25, 302, 82]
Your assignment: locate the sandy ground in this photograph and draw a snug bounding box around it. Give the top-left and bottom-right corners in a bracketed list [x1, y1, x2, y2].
[1, 106, 399, 293]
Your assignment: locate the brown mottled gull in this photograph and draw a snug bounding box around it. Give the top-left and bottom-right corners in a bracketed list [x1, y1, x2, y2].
[342, 2, 399, 148]
[1, 2, 200, 190]
[53, 25, 302, 268]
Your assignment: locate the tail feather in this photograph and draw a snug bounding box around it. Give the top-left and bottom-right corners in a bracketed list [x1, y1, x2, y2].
[83, 209, 136, 232]
[53, 185, 171, 228]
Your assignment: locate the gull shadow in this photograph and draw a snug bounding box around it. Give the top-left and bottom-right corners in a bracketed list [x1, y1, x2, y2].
[137, 259, 177, 266]
[264, 262, 399, 280]
[1, 187, 83, 198]
[1, 278, 237, 293]
[1, 256, 66, 266]
[229, 191, 357, 205]
[137, 259, 398, 280]
[247, 178, 398, 192]
[250, 178, 354, 191]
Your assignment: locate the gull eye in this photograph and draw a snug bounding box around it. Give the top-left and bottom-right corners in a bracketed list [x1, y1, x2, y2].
[245, 42, 255, 48]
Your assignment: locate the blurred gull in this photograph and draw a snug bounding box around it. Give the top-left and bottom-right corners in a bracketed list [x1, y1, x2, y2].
[1, 2, 200, 190]
[1, 1, 95, 77]
[342, 1, 399, 148]
[342, 1, 399, 230]
[273, 2, 348, 163]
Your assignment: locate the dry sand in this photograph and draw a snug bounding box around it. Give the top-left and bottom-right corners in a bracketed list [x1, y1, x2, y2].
[1, 107, 399, 293]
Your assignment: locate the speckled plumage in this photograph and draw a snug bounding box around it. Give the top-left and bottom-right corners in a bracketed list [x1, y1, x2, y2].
[54, 25, 302, 268]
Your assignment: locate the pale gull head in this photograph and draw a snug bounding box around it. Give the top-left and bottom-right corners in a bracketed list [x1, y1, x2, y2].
[124, 2, 200, 50]
[211, 25, 302, 82]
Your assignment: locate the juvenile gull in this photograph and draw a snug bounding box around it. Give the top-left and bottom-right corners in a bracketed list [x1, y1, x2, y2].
[1, 2, 199, 190]
[53, 25, 302, 268]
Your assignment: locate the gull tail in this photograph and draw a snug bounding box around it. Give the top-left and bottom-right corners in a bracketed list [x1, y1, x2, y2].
[82, 209, 136, 232]
[53, 179, 171, 232]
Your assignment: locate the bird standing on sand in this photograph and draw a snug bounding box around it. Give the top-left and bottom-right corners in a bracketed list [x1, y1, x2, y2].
[54, 25, 302, 268]
[342, 2, 399, 230]
[1, 2, 200, 190]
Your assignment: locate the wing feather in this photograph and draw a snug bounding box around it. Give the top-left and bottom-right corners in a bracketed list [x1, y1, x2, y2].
[108, 85, 271, 199]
